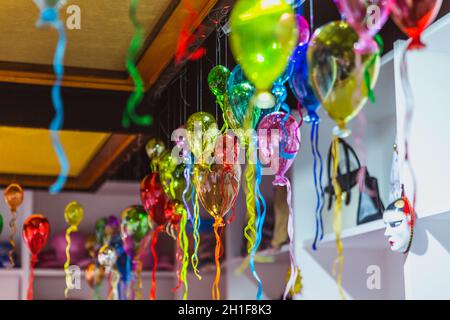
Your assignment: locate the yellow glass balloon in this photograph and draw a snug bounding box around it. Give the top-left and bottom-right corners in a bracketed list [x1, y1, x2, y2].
[230, 0, 298, 105]
[64, 201, 84, 228]
[186, 112, 219, 163]
[308, 21, 380, 137]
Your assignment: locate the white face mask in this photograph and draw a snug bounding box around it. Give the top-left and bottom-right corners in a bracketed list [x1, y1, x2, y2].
[383, 199, 413, 253]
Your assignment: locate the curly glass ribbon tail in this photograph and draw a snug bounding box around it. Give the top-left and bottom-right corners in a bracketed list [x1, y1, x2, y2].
[249, 161, 267, 300]
[48, 18, 69, 194]
[123, 0, 152, 128]
[311, 121, 325, 250]
[331, 137, 345, 300]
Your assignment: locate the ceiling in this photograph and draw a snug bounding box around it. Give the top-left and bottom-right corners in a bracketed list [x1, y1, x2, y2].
[0, 0, 171, 71]
[0, 0, 218, 91]
[0, 127, 109, 177]
[0, 126, 142, 191]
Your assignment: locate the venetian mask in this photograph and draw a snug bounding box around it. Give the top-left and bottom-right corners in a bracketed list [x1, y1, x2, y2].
[383, 197, 415, 253]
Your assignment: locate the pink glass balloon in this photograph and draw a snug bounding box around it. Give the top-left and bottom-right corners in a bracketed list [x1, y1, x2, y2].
[257, 112, 301, 184]
[334, 0, 393, 54]
[296, 15, 310, 47]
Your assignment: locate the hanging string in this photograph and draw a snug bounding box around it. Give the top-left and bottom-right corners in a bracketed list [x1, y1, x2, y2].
[38, 10, 70, 194]
[8, 211, 16, 268]
[191, 188, 202, 280]
[212, 217, 224, 300]
[27, 254, 38, 300]
[64, 225, 76, 298]
[150, 225, 165, 300]
[331, 136, 345, 299]
[399, 40, 418, 208]
[249, 161, 267, 300]
[123, 0, 152, 128]
[309, 0, 314, 31]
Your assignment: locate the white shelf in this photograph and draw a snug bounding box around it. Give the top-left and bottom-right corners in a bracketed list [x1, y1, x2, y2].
[304, 219, 387, 249]
[0, 268, 23, 276]
[33, 268, 177, 278]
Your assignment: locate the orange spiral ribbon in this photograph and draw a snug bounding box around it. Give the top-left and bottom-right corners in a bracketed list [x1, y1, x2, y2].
[212, 217, 224, 300]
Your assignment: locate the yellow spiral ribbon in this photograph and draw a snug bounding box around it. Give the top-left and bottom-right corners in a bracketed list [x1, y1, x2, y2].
[331, 136, 345, 300]
[243, 99, 257, 254]
[178, 208, 189, 299]
[8, 212, 16, 268]
[64, 225, 77, 298]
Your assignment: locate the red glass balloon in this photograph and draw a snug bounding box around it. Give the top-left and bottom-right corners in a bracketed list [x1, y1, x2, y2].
[163, 201, 181, 226]
[22, 214, 50, 256]
[140, 173, 167, 226]
[390, 0, 443, 49]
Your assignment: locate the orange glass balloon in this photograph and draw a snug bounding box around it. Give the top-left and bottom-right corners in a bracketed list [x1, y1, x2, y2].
[22, 214, 50, 256]
[193, 164, 241, 221]
[85, 263, 105, 289]
[4, 183, 24, 212]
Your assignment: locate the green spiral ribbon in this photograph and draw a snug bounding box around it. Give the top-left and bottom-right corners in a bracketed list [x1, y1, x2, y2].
[123, 0, 153, 128]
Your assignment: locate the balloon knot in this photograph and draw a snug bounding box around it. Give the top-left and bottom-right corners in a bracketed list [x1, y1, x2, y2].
[273, 175, 288, 186]
[408, 37, 426, 50]
[213, 217, 225, 228]
[41, 7, 58, 23]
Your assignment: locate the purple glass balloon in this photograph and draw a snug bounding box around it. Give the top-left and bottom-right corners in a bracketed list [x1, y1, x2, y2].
[334, 0, 392, 54]
[257, 112, 301, 184]
[296, 14, 310, 47]
[107, 215, 120, 230]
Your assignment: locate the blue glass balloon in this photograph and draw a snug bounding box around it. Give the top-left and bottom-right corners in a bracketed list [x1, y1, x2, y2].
[289, 44, 321, 123]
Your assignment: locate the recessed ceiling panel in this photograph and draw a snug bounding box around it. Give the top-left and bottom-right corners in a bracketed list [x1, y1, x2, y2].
[0, 0, 174, 71]
[0, 127, 110, 177]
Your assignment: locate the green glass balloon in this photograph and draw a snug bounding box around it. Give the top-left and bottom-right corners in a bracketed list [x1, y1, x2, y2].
[230, 0, 298, 93]
[186, 112, 219, 162]
[227, 82, 261, 129]
[95, 217, 107, 245]
[158, 151, 192, 203]
[208, 65, 231, 99]
[120, 205, 149, 244]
